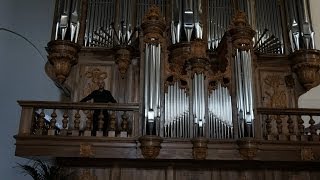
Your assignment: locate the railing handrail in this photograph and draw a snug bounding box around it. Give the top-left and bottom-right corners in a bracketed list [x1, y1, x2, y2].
[257, 107, 320, 116]
[17, 100, 140, 111]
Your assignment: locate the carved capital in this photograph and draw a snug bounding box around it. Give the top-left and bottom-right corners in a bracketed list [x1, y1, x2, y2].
[237, 138, 259, 160]
[139, 135, 163, 159]
[191, 137, 209, 160]
[290, 49, 320, 90]
[46, 40, 81, 83]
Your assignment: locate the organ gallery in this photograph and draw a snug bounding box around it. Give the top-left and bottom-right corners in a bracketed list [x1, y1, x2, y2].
[15, 0, 320, 179]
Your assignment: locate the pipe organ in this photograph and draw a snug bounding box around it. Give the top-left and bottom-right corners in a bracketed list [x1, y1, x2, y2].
[48, 0, 320, 140]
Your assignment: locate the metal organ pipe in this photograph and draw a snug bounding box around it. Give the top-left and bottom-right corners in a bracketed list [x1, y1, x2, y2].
[208, 83, 233, 139]
[233, 49, 254, 137]
[144, 43, 161, 135]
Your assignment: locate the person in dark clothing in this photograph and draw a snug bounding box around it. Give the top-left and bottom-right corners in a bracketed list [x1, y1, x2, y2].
[80, 81, 117, 135]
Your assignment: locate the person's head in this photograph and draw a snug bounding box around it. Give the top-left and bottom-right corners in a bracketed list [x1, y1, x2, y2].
[98, 81, 105, 90]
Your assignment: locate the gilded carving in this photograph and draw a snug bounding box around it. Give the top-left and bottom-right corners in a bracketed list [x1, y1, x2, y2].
[264, 75, 287, 108]
[139, 135, 163, 159]
[84, 68, 108, 96]
[301, 148, 315, 161]
[80, 144, 94, 157]
[114, 46, 133, 79]
[237, 138, 259, 160]
[46, 40, 81, 83]
[191, 137, 209, 160]
[78, 169, 97, 180]
[228, 11, 255, 51]
[290, 49, 320, 91]
[141, 5, 166, 45]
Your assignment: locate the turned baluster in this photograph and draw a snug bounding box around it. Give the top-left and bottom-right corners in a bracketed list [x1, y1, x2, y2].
[120, 111, 129, 137]
[60, 110, 69, 136]
[72, 109, 81, 136]
[297, 115, 306, 141]
[287, 115, 294, 134]
[107, 111, 117, 137]
[84, 111, 93, 136]
[36, 109, 45, 135]
[276, 115, 286, 140]
[74, 110, 81, 130]
[265, 115, 272, 140]
[309, 115, 316, 135]
[48, 109, 57, 136]
[309, 115, 317, 141]
[109, 111, 117, 131]
[287, 115, 296, 141]
[96, 110, 105, 137]
[98, 110, 104, 131]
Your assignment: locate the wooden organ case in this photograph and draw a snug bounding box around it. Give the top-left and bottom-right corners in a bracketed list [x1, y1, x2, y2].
[15, 0, 320, 179]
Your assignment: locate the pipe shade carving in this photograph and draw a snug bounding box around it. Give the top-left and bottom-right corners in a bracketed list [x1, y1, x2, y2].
[46, 40, 81, 84]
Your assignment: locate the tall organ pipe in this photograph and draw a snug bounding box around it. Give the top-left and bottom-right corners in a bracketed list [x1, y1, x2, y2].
[192, 73, 205, 136]
[144, 43, 161, 135]
[233, 49, 254, 137]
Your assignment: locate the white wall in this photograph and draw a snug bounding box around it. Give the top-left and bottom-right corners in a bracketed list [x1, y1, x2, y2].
[0, 0, 60, 179]
[299, 0, 320, 115]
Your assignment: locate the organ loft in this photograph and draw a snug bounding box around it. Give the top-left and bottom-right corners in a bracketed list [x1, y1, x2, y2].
[15, 0, 320, 179]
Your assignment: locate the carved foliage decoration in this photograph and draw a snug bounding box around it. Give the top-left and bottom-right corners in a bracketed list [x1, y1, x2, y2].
[263, 74, 288, 108]
[83, 67, 108, 98]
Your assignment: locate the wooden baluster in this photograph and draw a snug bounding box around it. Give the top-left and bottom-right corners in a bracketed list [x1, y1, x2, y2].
[120, 111, 129, 137]
[297, 115, 307, 141]
[48, 109, 57, 136]
[309, 115, 318, 141]
[276, 115, 286, 140]
[287, 115, 296, 141]
[60, 110, 69, 136]
[84, 111, 92, 136]
[265, 115, 273, 140]
[72, 109, 81, 136]
[96, 110, 104, 137]
[108, 111, 117, 137]
[36, 109, 46, 135]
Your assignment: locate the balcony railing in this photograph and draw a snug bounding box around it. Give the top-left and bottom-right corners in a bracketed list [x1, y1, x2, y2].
[17, 101, 320, 142]
[257, 108, 320, 141]
[18, 101, 140, 138]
